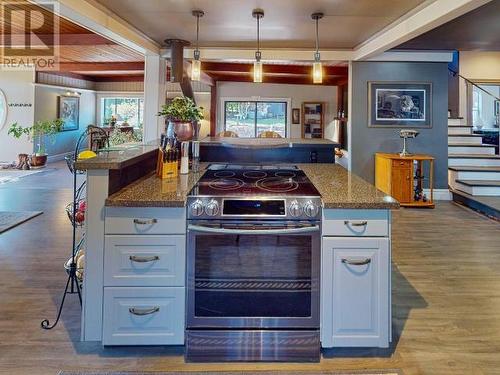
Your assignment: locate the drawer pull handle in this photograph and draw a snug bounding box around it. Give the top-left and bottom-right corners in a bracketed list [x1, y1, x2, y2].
[129, 255, 160, 263]
[344, 220, 368, 227]
[342, 258, 371, 266]
[133, 218, 158, 225]
[129, 307, 160, 316]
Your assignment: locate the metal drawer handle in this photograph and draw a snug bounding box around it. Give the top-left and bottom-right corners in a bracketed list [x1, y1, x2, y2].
[129, 255, 160, 263]
[129, 306, 160, 316]
[342, 258, 371, 266]
[344, 220, 368, 227]
[133, 218, 158, 225]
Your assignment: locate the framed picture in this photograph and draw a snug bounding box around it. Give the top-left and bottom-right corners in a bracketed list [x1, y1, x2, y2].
[292, 108, 300, 124]
[58, 95, 79, 131]
[368, 82, 432, 128]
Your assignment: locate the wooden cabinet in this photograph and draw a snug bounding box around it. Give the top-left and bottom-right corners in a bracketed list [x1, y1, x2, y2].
[302, 102, 325, 139]
[375, 153, 435, 207]
[321, 237, 390, 348]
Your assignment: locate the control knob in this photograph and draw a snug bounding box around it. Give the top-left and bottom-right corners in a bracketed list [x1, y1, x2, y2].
[205, 199, 220, 217]
[190, 199, 204, 217]
[303, 201, 319, 218]
[288, 200, 303, 217]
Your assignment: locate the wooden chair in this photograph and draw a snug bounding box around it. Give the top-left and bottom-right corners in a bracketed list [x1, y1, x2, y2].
[217, 130, 239, 138]
[258, 131, 282, 138]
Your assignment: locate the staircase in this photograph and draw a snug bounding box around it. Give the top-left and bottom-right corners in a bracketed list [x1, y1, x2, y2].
[448, 118, 500, 219]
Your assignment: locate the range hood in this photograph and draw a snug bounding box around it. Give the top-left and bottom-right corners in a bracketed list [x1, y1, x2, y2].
[164, 39, 195, 103]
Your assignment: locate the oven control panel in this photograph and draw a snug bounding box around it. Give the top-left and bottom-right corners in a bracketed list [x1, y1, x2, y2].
[187, 197, 321, 220]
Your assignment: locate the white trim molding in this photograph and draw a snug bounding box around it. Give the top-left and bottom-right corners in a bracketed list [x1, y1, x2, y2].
[424, 188, 452, 201]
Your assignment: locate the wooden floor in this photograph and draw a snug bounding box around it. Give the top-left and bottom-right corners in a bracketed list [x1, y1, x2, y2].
[1, 163, 499, 375]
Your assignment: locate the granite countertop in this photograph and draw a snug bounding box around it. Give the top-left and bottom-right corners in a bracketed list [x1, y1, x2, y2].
[75, 142, 158, 170]
[200, 137, 339, 148]
[105, 163, 399, 209]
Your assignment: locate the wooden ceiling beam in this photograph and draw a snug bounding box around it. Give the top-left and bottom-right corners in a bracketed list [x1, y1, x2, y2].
[208, 73, 342, 86]
[201, 62, 348, 76]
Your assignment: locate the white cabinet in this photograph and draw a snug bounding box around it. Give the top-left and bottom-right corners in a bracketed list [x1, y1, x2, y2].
[321, 236, 390, 348]
[103, 287, 185, 346]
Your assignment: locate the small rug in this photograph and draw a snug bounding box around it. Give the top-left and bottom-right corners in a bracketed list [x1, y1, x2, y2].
[0, 211, 43, 234]
[0, 168, 53, 184]
[59, 371, 401, 375]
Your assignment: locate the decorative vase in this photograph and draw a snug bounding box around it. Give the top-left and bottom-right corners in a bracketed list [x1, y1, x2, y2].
[168, 121, 194, 141]
[30, 154, 48, 168]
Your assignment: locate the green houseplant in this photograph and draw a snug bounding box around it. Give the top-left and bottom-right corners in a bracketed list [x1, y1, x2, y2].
[158, 96, 204, 141]
[8, 119, 64, 167]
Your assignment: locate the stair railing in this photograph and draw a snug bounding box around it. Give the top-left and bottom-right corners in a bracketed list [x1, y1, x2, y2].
[448, 68, 500, 101]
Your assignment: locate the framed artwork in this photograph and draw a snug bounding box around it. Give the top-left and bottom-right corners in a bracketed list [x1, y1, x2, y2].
[0, 89, 7, 131]
[58, 95, 79, 131]
[368, 82, 432, 128]
[292, 108, 300, 124]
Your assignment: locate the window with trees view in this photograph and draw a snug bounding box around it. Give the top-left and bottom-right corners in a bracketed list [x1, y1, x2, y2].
[102, 98, 144, 128]
[224, 101, 287, 137]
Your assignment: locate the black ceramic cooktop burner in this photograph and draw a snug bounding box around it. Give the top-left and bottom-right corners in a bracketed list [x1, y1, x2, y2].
[192, 166, 320, 197]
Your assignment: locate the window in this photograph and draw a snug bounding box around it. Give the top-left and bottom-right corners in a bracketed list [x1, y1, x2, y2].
[224, 100, 287, 137]
[472, 89, 482, 127]
[102, 97, 144, 128]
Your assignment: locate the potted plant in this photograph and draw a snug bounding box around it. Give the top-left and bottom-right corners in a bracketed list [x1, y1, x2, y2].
[158, 96, 204, 141]
[8, 119, 64, 168]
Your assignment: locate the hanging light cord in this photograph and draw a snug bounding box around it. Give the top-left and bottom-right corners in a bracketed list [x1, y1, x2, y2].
[196, 14, 200, 53]
[314, 16, 320, 61]
[256, 15, 261, 61]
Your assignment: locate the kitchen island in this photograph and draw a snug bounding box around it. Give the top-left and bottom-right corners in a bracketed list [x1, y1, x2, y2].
[77, 142, 398, 359]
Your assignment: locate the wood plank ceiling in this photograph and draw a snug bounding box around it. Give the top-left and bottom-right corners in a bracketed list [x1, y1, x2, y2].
[0, 0, 348, 85]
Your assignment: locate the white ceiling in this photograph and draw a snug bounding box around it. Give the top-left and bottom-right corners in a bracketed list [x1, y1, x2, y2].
[93, 0, 428, 49]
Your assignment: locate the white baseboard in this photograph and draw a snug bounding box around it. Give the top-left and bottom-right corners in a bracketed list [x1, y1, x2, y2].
[424, 188, 452, 201]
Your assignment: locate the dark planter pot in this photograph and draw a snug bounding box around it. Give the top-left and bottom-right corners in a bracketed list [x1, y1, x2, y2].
[30, 154, 48, 168]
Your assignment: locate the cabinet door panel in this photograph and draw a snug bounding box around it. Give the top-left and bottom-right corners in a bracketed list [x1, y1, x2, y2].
[321, 237, 389, 348]
[391, 167, 412, 203]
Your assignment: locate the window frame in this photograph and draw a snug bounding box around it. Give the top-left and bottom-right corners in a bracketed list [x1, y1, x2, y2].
[220, 97, 291, 138]
[97, 93, 144, 128]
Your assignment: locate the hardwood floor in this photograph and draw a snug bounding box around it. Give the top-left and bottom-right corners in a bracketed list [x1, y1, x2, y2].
[0, 163, 499, 375]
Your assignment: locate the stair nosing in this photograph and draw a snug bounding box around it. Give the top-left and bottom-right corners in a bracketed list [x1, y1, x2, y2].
[448, 166, 500, 172]
[456, 179, 500, 187]
[448, 154, 500, 159]
[448, 143, 496, 147]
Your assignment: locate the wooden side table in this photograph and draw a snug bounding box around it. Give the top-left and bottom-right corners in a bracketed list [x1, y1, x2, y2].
[375, 153, 435, 208]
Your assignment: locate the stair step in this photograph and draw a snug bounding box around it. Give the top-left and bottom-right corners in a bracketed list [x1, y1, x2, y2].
[448, 135, 483, 144]
[448, 154, 500, 167]
[448, 144, 496, 155]
[456, 180, 500, 187]
[448, 118, 467, 126]
[448, 127, 472, 135]
[448, 125, 472, 128]
[449, 166, 500, 172]
[454, 180, 500, 196]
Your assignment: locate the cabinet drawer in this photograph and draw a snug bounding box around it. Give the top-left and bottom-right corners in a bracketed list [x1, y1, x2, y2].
[392, 159, 411, 169]
[105, 207, 186, 235]
[103, 287, 185, 346]
[322, 209, 388, 237]
[104, 235, 185, 287]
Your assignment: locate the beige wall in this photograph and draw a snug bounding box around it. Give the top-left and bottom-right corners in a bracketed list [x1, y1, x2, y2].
[0, 69, 35, 163]
[459, 52, 500, 118]
[216, 82, 337, 138]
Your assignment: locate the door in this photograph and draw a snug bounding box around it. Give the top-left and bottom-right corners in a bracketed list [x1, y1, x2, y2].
[391, 165, 412, 203]
[321, 237, 389, 348]
[187, 221, 320, 329]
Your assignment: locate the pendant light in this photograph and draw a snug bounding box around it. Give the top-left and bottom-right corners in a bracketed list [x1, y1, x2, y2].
[252, 9, 264, 83]
[311, 12, 324, 84]
[191, 10, 204, 81]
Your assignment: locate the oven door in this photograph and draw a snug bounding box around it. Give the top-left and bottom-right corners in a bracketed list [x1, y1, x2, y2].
[187, 220, 320, 329]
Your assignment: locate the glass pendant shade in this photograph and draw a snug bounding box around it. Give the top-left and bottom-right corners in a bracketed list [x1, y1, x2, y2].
[313, 61, 323, 84]
[253, 61, 263, 83]
[191, 58, 201, 81]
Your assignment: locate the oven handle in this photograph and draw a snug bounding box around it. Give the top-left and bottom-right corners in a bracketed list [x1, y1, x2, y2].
[187, 223, 320, 235]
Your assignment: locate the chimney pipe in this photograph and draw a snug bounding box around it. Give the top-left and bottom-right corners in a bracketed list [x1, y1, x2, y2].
[165, 39, 190, 83]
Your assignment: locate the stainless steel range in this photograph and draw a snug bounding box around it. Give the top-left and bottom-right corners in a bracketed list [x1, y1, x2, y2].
[186, 164, 321, 362]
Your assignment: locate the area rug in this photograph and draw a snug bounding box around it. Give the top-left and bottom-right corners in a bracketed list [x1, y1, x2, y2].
[0, 211, 43, 234]
[0, 168, 54, 184]
[58, 371, 401, 375]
